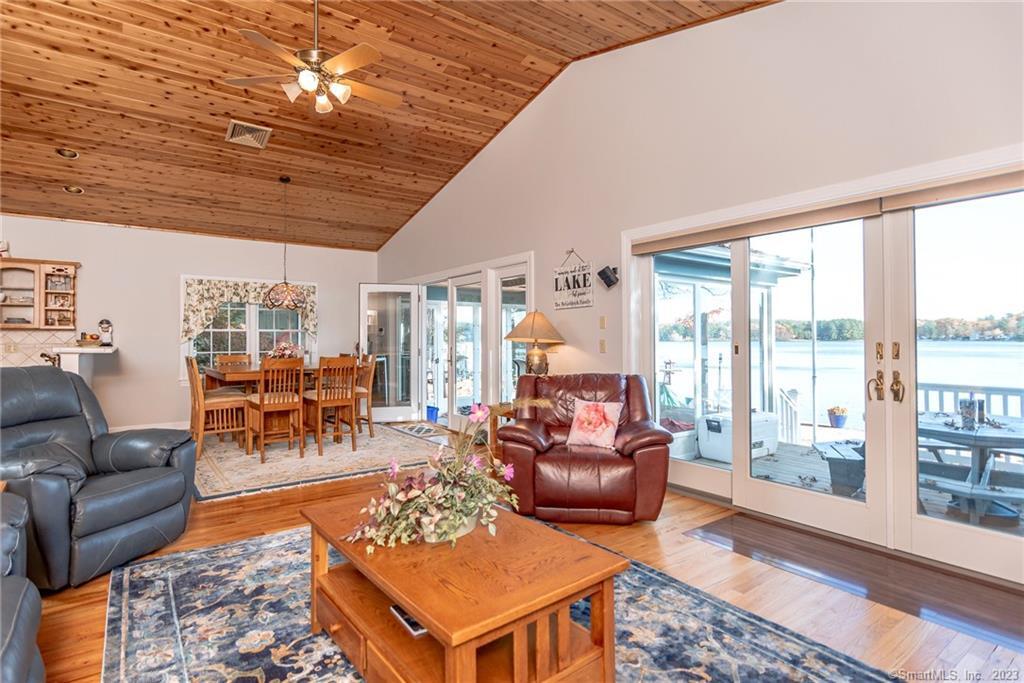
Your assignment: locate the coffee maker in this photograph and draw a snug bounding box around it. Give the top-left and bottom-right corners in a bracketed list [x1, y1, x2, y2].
[98, 319, 113, 347]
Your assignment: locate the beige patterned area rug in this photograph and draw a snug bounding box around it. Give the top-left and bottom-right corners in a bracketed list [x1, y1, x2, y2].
[193, 424, 445, 501]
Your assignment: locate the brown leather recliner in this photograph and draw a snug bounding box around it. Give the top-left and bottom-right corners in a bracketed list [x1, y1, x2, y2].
[497, 374, 673, 524]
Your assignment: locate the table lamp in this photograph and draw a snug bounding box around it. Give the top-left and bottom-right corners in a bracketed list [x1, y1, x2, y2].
[505, 310, 564, 375]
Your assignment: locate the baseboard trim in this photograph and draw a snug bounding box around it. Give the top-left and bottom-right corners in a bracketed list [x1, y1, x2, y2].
[110, 421, 189, 432]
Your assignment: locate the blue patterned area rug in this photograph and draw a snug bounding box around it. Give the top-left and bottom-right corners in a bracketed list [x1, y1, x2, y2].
[102, 526, 892, 682]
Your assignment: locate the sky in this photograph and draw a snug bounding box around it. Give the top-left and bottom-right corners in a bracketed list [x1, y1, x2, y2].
[657, 191, 1023, 323]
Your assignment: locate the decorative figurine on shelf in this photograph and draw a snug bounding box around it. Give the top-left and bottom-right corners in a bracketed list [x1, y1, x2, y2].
[98, 319, 114, 347]
[0, 241, 10, 258]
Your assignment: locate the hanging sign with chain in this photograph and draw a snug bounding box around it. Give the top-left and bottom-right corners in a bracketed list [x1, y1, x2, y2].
[553, 249, 593, 310]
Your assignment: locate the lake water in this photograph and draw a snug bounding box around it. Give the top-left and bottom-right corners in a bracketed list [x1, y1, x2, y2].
[657, 339, 1024, 429]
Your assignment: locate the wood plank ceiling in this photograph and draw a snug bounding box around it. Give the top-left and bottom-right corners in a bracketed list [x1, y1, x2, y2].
[0, 0, 776, 251]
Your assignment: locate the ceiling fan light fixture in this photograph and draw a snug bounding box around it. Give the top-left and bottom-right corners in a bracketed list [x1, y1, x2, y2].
[280, 81, 303, 103]
[314, 91, 333, 114]
[328, 81, 352, 104]
[297, 69, 319, 92]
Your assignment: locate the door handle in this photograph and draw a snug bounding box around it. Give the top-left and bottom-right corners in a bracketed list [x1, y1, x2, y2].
[890, 370, 906, 402]
[866, 370, 885, 401]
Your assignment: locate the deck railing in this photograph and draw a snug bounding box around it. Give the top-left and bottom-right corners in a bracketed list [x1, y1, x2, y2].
[917, 383, 1024, 418]
[777, 388, 800, 442]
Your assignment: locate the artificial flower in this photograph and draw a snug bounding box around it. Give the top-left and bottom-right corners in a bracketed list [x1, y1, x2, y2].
[468, 403, 490, 423]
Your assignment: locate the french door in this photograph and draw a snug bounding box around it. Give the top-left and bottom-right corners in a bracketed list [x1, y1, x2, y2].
[650, 189, 1023, 580]
[419, 274, 484, 430]
[358, 284, 420, 422]
[890, 191, 1024, 582]
[731, 217, 890, 545]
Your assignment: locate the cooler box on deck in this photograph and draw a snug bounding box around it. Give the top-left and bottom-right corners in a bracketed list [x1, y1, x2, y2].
[697, 412, 779, 463]
[667, 429, 698, 460]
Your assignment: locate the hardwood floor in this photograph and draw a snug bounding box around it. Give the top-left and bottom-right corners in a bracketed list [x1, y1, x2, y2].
[39, 474, 1021, 682]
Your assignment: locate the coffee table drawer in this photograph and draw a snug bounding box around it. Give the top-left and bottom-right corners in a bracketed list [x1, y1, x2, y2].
[366, 641, 405, 683]
[317, 589, 366, 673]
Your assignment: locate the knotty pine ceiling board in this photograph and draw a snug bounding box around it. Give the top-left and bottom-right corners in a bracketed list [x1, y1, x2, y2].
[0, 0, 777, 250]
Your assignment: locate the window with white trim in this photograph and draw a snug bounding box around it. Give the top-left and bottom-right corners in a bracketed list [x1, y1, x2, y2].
[189, 302, 307, 372]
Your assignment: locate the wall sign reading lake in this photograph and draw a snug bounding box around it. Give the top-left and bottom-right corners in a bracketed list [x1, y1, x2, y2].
[553, 261, 593, 310]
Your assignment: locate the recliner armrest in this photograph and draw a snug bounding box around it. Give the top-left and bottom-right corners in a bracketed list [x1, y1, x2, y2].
[1, 493, 29, 577]
[0, 445, 89, 493]
[614, 420, 673, 456]
[92, 429, 194, 473]
[497, 420, 553, 453]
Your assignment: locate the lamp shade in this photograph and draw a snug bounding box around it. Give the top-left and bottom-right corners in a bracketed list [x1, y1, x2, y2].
[505, 311, 564, 344]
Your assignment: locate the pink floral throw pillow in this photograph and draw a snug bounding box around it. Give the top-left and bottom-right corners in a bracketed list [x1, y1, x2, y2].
[567, 400, 623, 449]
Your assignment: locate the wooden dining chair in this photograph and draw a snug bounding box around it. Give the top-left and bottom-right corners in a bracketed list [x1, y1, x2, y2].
[186, 357, 246, 460]
[354, 354, 377, 438]
[215, 354, 251, 367]
[304, 356, 358, 455]
[245, 356, 304, 463]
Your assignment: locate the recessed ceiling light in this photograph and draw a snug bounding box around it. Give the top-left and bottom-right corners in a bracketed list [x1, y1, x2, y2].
[55, 148, 80, 160]
[62, 185, 85, 194]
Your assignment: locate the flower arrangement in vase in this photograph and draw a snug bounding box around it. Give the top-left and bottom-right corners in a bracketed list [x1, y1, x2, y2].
[346, 403, 523, 554]
[270, 341, 303, 358]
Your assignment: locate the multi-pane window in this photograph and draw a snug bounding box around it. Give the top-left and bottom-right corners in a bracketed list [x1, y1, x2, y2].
[258, 306, 303, 359]
[191, 302, 248, 372]
[189, 302, 305, 371]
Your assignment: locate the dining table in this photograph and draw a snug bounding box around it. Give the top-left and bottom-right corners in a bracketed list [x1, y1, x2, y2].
[203, 361, 315, 391]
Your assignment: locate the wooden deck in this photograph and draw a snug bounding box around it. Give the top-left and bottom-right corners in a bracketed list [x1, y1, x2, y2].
[688, 442, 1024, 538]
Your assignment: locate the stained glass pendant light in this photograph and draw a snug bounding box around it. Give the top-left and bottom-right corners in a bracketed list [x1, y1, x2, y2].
[263, 176, 307, 310]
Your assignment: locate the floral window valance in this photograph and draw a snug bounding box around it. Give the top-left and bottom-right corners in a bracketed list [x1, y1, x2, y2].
[180, 278, 318, 341]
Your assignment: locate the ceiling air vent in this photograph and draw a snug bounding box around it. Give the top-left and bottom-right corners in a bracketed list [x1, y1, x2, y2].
[224, 119, 273, 149]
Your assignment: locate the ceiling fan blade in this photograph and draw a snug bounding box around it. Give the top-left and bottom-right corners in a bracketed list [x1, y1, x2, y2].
[237, 29, 306, 69]
[224, 75, 296, 87]
[321, 43, 381, 76]
[339, 79, 402, 108]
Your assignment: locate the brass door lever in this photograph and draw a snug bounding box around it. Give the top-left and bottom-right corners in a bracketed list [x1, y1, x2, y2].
[867, 370, 885, 401]
[890, 370, 906, 402]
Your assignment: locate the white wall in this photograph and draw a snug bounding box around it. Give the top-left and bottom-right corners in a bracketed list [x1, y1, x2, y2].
[378, 1, 1024, 374]
[0, 215, 376, 428]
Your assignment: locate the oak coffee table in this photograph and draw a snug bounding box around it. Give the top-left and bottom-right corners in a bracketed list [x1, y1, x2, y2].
[302, 493, 629, 682]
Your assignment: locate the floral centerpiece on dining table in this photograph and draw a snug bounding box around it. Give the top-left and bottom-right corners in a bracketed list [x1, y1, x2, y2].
[346, 402, 534, 554]
[270, 340, 303, 358]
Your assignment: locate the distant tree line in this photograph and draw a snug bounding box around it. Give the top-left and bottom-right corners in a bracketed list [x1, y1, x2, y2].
[916, 312, 1024, 341]
[658, 312, 1024, 343]
[775, 319, 864, 341]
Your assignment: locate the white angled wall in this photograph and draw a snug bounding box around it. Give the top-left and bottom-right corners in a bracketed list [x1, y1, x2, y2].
[377, 1, 1024, 374]
[0, 215, 376, 428]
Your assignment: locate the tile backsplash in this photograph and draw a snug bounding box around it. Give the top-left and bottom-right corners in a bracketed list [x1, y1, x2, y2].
[0, 330, 77, 367]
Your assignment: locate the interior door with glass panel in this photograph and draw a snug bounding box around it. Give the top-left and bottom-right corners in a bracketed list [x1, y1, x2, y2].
[732, 218, 889, 545]
[891, 190, 1024, 581]
[358, 284, 419, 422]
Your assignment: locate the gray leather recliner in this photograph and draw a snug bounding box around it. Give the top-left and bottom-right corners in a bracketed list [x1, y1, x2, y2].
[1, 491, 45, 683]
[0, 366, 196, 589]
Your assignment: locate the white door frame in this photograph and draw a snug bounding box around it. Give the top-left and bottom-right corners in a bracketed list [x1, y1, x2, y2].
[358, 283, 420, 422]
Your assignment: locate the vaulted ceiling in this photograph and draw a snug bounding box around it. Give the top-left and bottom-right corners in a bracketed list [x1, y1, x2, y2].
[0, 0, 776, 251]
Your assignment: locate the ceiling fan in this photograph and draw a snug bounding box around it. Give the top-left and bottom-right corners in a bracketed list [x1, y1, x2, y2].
[224, 0, 401, 112]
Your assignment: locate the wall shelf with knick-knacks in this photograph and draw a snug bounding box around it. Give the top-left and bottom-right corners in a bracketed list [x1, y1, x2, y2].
[0, 258, 81, 330]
